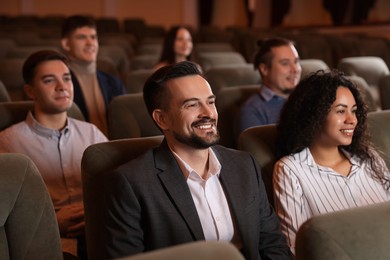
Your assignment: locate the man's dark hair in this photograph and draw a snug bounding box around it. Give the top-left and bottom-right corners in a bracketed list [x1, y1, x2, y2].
[23, 50, 69, 85]
[253, 37, 295, 70]
[143, 61, 202, 117]
[61, 15, 96, 38]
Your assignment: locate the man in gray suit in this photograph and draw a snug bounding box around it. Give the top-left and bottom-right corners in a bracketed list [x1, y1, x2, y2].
[100, 61, 292, 260]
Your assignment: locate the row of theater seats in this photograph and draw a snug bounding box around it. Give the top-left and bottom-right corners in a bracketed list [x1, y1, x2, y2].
[0, 16, 166, 40]
[4, 150, 390, 259]
[4, 14, 390, 60]
[0, 64, 387, 151]
[112, 55, 390, 113]
[126, 55, 390, 112]
[229, 25, 390, 66]
[0, 38, 250, 97]
[1, 43, 390, 109]
[4, 14, 390, 67]
[2, 21, 390, 89]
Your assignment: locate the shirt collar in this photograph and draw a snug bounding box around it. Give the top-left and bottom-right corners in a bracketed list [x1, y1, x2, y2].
[259, 85, 286, 102]
[25, 111, 70, 138]
[302, 147, 359, 167]
[70, 59, 96, 75]
[171, 147, 222, 180]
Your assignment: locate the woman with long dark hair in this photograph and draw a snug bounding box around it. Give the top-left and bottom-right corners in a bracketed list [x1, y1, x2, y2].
[155, 26, 195, 70]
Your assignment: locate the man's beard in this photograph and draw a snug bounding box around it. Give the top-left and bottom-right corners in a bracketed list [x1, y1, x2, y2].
[173, 130, 220, 149]
[173, 118, 220, 149]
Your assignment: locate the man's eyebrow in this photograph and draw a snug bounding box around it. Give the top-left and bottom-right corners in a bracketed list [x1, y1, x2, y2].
[182, 98, 199, 105]
[182, 95, 216, 104]
[40, 72, 71, 79]
[41, 74, 55, 79]
[278, 58, 293, 62]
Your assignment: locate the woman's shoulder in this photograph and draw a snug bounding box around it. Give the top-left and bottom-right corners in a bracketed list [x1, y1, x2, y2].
[275, 148, 313, 172]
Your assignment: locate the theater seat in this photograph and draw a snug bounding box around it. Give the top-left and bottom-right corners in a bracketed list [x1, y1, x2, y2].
[130, 54, 159, 70]
[81, 136, 164, 260]
[216, 85, 258, 148]
[108, 93, 161, 140]
[121, 241, 244, 260]
[296, 201, 390, 260]
[0, 80, 11, 102]
[379, 74, 390, 110]
[237, 124, 277, 205]
[0, 101, 85, 131]
[299, 59, 329, 78]
[205, 64, 261, 94]
[99, 45, 130, 84]
[126, 69, 154, 93]
[197, 52, 247, 72]
[338, 56, 390, 107]
[194, 42, 235, 53]
[347, 75, 377, 112]
[0, 153, 62, 259]
[0, 58, 25, 101]
[367, 110, 390, 169]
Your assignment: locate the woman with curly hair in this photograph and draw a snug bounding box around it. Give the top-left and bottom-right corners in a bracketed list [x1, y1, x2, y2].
[273, 69, 390, 254]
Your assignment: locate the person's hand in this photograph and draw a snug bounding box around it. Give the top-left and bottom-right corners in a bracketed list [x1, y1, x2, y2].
[56, 203, 85, 238]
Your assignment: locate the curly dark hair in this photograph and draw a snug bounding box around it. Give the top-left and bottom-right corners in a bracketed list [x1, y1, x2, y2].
[276, 69, 389, 190]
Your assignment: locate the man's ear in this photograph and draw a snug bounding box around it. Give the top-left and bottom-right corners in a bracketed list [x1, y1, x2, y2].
[259, 63, 269, 77]
[60, 38, 71, 52]
[24, 84, 35, 100]
[152, 109, 169, 130]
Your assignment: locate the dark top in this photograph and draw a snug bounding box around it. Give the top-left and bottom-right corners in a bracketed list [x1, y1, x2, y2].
[71, 70, 126, 122]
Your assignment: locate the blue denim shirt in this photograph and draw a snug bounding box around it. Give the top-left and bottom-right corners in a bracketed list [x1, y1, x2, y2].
[238, 86, 286, 134]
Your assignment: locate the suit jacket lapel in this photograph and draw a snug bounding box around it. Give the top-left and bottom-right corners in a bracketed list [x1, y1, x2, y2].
[214, 147, 252, 246]
[154, 141, 205, 240]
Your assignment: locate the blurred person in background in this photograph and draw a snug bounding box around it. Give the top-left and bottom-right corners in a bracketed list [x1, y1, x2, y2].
[61, 15, 126, 135]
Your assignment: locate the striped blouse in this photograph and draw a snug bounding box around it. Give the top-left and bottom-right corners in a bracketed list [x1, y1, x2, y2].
[273, 147, 390, 255]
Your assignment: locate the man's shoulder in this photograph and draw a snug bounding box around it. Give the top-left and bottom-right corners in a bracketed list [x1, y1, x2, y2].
[242, 90, 267, 108]
[0, 121, 29, 152]
[111, 147, 157, 179]
[213, 145, 252, 161]
[277, 148, 312, 170]
[96, 70, 126, 93]
[0, 120, 27, 135]
[97, 70, 121, 83]
[67, 118, 108, 140]
[68, 117, 96, 128]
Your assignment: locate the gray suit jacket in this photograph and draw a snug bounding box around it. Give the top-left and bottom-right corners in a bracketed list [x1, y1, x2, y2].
[100, 140, 291, 260]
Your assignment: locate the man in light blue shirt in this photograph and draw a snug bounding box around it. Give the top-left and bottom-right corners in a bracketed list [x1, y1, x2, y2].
[0, 50, 108, 259]
[239, 37, 301, 134]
